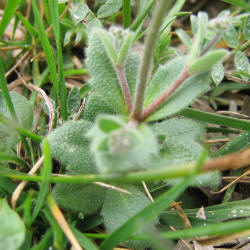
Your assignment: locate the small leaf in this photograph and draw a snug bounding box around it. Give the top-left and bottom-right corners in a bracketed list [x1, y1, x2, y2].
[243, 15, 250, 40]
[151, 117, 205, 142]
[79, 83, 92, 98]
[102, 185, 155, 249]
[67, 87, 81, 114]
[97, 115, 123, 133]
[144, 57, 212, 122]
[0, 91, 33, 152]
[211, 61, 224, 86]
[223, 25, 239, 48]
[189, 49, 227, 74]
[117, 32, 134, 66]
[47, 120, 107, 214]
[53, 183, 106, 214]
[69, 1, 89, 25]
[83, 29, 140, 121]
[64, 30, 73, 46]
[75, 31, 83, 45]
[47, 120, 95, 174]
[234, 51, 249, 79]
[0, 198, 25, 250]
[87, 115, 158, 173]
[97, 29, 118, 64]
[176, 29, 192, 50]
[85, 28, 125, 115]
[97, 0, 122, 18]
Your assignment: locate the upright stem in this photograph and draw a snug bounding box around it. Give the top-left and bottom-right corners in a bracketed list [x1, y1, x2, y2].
[131, 0, 174, 121]
[116, 65, 133, 113]
[142, 65, 189, 121]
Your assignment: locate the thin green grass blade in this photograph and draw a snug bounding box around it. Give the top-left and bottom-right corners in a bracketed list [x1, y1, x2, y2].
[100, 151, 207, 250]
[0, 113, 42, 142]
[179, 108, 250, 131]
[158, 218, 250, 240]
[122, 0, 131, 28]
[213, 131, 250, 157]
[31, 0, 59, 107]
[0, 152, 29, 170]
[130, 0, 154, 31]
[0, 58, 17, 120]
[0, 0, 20, 36]
[31, 139, 52, 222]
[48, 0, 68, 120]
[71, 226, 99, 250]
[43, 208, 64, 248]
[30, 229, 53, 250]
[16, 11, 38, 37]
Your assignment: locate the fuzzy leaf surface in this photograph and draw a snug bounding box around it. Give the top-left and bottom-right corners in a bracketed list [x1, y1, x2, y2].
[47, 120, 106, 214]
[212, 61, 224, 86]
[151, 118, 220, 188]
[0, 198, 25, 250]
[144, 57, 211, 122]
[53, 183, 106, 214]
[0, 91, 33, 152]
[188, 49, 227, 74]
[234, 51, 249, 80]
[82, 36, 140, 121]
[102, 185, 155, 250]
[97, 0, 122, 18]
[84, 28, 125, 117]
[223, 25, 239, 48]
[243, 15, 250, 40]
[67, 87, 81, 114]
[87, 115, 158, 173]
[47, 120, 94, 174]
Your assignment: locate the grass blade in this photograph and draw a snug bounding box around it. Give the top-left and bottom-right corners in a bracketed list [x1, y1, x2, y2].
[0, 0, 20, 36]
[179, 108, 250, 131]
[31, 139, 52, 222]
[48, 0, 68, 120]
[0, 152, 30, 170]
[31, 0, 59, 108]
[122, 0, 131, 28]
[0, 57, 17, 120]
[0, 113, 42, 142]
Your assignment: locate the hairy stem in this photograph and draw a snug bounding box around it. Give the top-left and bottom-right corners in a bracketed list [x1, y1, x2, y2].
[142, 65, 189, 121]
[131, 0, 174, 121]
[116, 65, 133, 113]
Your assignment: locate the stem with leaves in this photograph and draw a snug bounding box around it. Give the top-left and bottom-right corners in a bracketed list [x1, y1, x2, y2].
[142, 65, 190, 121]
[115, 65, 133, 113]
[131, 0, 174, 121]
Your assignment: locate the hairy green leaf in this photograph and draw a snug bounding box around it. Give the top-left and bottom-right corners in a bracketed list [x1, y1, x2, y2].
[53, 183, 106, 214]
[87, 115, 158, 173]
[223, 25, 239, 48]
[211, 61, 224, 86]
[243, 15, 250, 40]
[189, 49, 227, 74]
[102, 185, 155, 250]
[0, 198, 25, 250]
[67, 87, 81, 114]
[144, 57, 211, 122]
[97, 0, 122, 18]
[234, 51, 249, 80]
[47, 120, 94, 174]
[0, 92, 33, 152]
